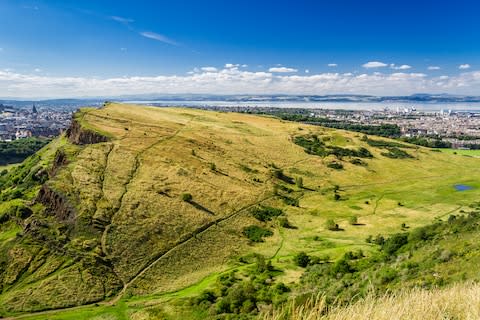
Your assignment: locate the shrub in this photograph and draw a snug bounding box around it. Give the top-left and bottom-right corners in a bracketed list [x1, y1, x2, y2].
[349, 216, 358, 225]
[243, 225, 273, 242]
[295, 176, 303, 188]
[325, 219, 339, 231]
[278, 217, 294, 228]
[294, 252, 310, 267]
[209, 162, 216, 171]
[382, 233, 408, 255]
[327, 162, 344, 170]
[181, 193, 193, 202]
[251, 206, 283, 222]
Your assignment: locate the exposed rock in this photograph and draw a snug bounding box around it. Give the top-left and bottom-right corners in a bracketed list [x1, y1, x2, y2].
[50, 149, 69, 177]
[36, 185, 76, 224]
[66, 118, 108, 145]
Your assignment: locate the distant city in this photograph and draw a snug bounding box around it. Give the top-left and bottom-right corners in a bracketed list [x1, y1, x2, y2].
[2, 96, 480, 149]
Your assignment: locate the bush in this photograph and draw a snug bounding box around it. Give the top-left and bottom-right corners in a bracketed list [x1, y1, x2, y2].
[243, 225, 273, 242]
[325, 219, 339, 231]
[251, 206, 283, 222]
[382, 233, 408, 255]
[296, 176, 303, 188]
[278, 217, 294, 228]
[181, 193, 193, 202]
[294, 252, 311, 267]
[349, 216, 358, 225]
[327, 162, 344, 170]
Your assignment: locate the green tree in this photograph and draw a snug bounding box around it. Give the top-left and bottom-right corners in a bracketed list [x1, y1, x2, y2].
[294, 251, 310, 267]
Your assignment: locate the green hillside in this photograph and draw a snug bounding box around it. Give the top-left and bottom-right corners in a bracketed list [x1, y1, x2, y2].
[1, 103, 480, 319]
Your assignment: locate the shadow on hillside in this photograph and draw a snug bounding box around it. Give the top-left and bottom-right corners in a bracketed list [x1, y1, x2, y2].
[189, 201, 215, 215]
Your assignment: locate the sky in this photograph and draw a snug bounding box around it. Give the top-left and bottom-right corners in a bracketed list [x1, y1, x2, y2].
[0, 0, 479, 98]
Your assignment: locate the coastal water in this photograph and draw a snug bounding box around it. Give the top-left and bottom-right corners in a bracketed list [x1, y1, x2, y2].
[124, 100, 480, 112]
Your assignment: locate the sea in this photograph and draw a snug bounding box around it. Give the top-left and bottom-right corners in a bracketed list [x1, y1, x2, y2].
[124, 100, 480, 112]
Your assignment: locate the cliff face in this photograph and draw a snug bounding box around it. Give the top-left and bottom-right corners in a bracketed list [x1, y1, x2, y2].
[36, 184, 76, 224]
[49, 149, 68, 177]
[66, 118, 108, 145]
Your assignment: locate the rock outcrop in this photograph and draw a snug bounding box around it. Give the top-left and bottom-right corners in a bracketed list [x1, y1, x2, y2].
[66, 118, 108, 145]
[36, 185, 76, 224]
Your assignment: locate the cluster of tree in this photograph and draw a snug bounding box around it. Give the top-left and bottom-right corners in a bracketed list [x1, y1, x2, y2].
[276, 113, 401, 138]
[0, 137, 50, 165]
[294, 135, 373, 159]
[381, 147, 414, 159]
[189, 255, 290, 316]
[299, 211, 480, 305]
[400, 137, 452, 148]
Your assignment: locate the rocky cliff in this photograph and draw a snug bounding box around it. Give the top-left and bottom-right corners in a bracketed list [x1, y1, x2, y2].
[66, 118, 109, 145]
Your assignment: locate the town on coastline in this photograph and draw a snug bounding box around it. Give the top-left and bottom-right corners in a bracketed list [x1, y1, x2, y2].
[2, 101, 480, 149]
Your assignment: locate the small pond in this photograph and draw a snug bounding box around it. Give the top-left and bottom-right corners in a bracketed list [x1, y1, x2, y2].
[454, 184, 474, 191]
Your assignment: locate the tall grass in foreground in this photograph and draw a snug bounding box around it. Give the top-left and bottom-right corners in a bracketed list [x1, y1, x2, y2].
[263, 282, 480, 320]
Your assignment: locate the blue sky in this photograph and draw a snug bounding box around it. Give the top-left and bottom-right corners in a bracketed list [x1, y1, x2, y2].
[0, 0, 479, 98]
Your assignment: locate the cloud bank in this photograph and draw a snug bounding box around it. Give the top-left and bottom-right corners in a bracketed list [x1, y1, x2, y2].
[1, 66, 480, 98]
[268, 67, 298, 73]
[362, 61, 388, 68]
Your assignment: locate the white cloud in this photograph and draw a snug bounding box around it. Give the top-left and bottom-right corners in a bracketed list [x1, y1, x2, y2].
[140, 32, 178, 46]
[362, 61, 388, 68]
[268, 67, 298, 73]
[34, 68, 42, 73]
[225, 63, 239, 68]
[110, 16, 134, 24]
[305, 69, 310, 74]
[428, 66, 441, 70]
[459, 64, 471, 70]
[390, 64, 411, 70]
[1, 68, 480, 98]
[327, 63, 338, 67]
[201, 67, 218, 72]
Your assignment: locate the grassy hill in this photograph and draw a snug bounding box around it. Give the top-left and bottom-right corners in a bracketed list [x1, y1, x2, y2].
[1, 103, 480, 319]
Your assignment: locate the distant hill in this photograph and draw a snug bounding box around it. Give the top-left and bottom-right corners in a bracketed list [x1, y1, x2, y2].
[1, 103, 480, 319]
[2, 93, 480, 110]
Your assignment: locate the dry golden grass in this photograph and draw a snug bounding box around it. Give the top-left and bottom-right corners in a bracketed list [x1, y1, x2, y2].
[5, 103, 480, 316]
[263, 282, 480, 320]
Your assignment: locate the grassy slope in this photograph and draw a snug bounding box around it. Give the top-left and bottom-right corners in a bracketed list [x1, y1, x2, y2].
[440, 148, 480, 156]
[263, 282, 480, 320]
[2, 103, 480, 318]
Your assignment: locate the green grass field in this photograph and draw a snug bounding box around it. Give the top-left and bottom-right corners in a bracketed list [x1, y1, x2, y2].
[439, 148, 480, 156]
[3, 103, 480, 319]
